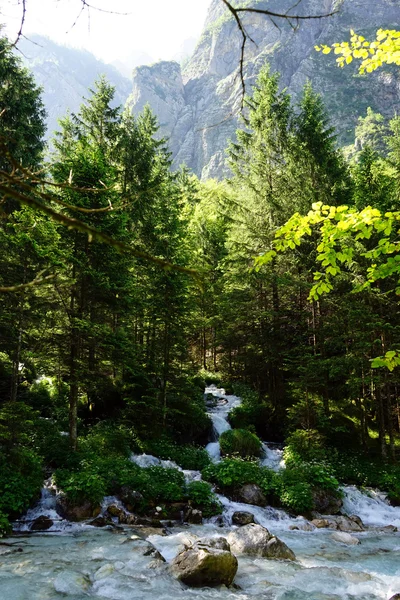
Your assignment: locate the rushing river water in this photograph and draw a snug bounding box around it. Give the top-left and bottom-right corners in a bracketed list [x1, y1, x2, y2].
[2, 385, 400, 599]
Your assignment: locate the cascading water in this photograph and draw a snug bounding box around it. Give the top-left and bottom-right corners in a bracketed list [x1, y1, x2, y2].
[4, 384, 400, 600]
[342, 485, 400, 528]
[204, 384, 241, 462]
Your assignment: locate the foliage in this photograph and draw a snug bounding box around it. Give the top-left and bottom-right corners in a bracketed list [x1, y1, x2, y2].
[316, 29, 400, 74]
[219, 428, 262, 458]
[54, 468, 106, 505]
[0, 448, 43, 527]
[186, 480, 222, 517]
[284, 429, 327, 462]
[273, 469, 313, 513]
[202, 458, 275, 497]
[144, 438, 211, 470]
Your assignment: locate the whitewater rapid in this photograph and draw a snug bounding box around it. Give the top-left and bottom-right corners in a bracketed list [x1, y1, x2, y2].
[4, 384, 400, 600]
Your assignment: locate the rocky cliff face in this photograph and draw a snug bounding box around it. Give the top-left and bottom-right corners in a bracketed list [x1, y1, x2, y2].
[128, 0, 400, 179]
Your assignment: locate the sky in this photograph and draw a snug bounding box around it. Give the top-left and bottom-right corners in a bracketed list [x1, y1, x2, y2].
[1, 0, 211, 66]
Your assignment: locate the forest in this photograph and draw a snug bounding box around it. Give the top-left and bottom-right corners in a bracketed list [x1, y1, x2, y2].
[1, 24, 400, 543]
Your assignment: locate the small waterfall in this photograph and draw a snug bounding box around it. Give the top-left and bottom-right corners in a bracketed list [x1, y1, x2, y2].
[260, 442, 285, 472]
[205, 385, 242, 462]
[342, 485, 400, 527]
[130, 453, 201, 483]
[13, 478, 81, 533]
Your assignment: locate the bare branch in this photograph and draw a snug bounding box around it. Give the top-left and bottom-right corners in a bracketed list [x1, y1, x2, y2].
[0, 271, 57, 293]
[222, 0, 338, 108]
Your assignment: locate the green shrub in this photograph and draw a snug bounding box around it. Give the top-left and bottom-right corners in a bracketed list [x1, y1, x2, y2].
[285, 429, 327, 462]
[0, 511, 11, 537]
[219, 428, 262, 458]
[273, 469, 313, 514]
[186, 480, 222, 517]
[54, 469, 106, 505]
[146, 466, 186, 502]
[145, 438, 211, 470]
[0, 448, 43, 521]
[80, 422, 136, 458]
[197, 369, 222, 386]
[202, 458, 275, 497]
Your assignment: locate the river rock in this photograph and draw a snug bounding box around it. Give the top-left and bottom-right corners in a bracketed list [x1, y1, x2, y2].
[289, 520, 315, 532]
[106, 504, 136, 525]
[118, 487, 144, 511]
[53, 572, 91, 595]
[331, 531, 360, 545]
[227, 523, 295, 560]
[232, 511, 255, 526]
[57, 497, 101, 521]
[312, 489, 343, 515]
[30, 516, 54, 531]
[311, 518, 332, 529]
[236, 484, 267, 507]
[335, 515, 364, 532]
[171, 536, 238, 587]
[381, 525, 398, 533]
[183, 507, 203, 524]
[389, 595, 400, 600]
[88, 516, 113, 528]
[311, 515, 364, 532]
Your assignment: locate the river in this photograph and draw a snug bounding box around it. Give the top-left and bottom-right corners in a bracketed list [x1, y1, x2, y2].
[1, 385, 400, 599]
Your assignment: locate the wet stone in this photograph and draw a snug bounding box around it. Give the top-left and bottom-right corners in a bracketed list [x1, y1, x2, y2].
[171, 536, 238, 587]
[331, 531, 360, 545]
[30, 516, 54, 531]
[232, 511, 255, 526]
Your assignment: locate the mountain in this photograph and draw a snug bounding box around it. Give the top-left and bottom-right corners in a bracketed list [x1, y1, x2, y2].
[17, 2, 400, 178]
[128, 0, 400, 179]
[18, 35, 132, 138]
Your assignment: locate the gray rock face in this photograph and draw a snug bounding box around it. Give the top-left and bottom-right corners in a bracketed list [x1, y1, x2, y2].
[227, 523, 295, 560]
[312, 489, 343, 515]
[19, 2, 400, 179]
[171, 536, 238, 587]
[127, 0, 400, 179]
[232, 511, 255, 526]
[236, 484, 267, 507]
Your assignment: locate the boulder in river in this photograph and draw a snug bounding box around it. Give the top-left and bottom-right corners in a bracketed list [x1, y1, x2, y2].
[232, 511, 255, 526]
[118, 487, 144, 511]
[106, 504, 134, 524]
[236, 484, 267, 507]
[331, 531, 360, 545]
[30, 516, 54, 531]
[57, 496, 101, 521]
[311, 515, 364, 532]
[312, 489, 343, 514]
[227, 523, 295, 560]
[183, 507, 203, 524]
[171, 536, 238, 587]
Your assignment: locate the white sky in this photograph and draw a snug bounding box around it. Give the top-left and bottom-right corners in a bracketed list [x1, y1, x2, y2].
[1, 0, 211, 64]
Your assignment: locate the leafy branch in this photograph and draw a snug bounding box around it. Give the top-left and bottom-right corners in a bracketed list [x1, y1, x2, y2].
[316, 29, 400, 73]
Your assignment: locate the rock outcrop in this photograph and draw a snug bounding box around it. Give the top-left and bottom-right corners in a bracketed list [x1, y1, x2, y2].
[171, 536, 238, 587]
[236, 484, 266, 507]
[128, 0, 400, 179]
[20, 2, 400, 179]
[227, 523, 295, 560]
